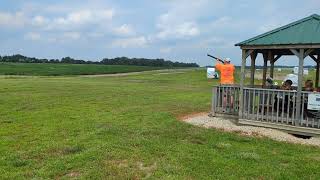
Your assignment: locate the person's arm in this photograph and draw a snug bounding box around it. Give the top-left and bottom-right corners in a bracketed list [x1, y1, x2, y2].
[216, 63, 222, 71]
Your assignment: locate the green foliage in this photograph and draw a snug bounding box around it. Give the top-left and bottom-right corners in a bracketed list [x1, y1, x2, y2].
[101, 57, 199, 67]
[0, 69, 319, 179]
[0, 54, 199, 67]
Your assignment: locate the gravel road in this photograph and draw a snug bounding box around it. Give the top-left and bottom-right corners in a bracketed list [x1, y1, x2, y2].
[183, 114, 320, 147]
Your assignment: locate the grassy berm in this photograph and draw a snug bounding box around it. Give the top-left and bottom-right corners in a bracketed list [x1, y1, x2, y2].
[0, 69, 320, 179]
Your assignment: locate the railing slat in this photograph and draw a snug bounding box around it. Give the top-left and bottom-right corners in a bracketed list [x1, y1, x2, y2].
[302, 93, 306, 127]
[286, 92, 290, 124]
[262, 90, 265, 122]
[252, 89, 256, 121]
[247, 89, 251, 119]
[292, 93, 296, 125]
[266, 91, 270, 122]
[256, 90, 260, 121]
[276, 91, 280, 123]
[281, 91, 285, 123]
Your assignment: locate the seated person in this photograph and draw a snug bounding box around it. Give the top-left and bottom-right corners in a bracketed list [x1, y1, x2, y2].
[303, 80, 314, 92]
[280, 80, 293, 90]
[274, 80, 293, 114]
[266, 77, 277, 89]
[302, 80, 317, 118]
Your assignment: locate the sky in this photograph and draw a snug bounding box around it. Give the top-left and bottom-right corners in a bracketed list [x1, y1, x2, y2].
[0, 0, 319, 66]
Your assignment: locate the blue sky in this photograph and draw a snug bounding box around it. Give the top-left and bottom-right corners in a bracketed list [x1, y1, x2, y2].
[0, 0, 319, 66]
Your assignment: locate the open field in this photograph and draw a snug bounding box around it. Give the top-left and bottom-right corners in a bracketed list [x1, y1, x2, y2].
[247, 68, 317, 82]
[1, 69, 320, 179]
[0, 63, 167, 76]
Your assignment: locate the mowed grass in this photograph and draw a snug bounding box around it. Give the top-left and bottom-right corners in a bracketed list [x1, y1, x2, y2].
[0, 69, 320, 179]
[0, 62, 166, 76]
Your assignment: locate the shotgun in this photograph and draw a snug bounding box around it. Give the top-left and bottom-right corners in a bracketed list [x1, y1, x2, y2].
[207, 54, 225, 64]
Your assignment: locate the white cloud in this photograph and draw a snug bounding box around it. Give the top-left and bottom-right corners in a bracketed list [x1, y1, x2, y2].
[156, 21, 200, 39]
[23, 31, 82, 43]
[42, 9, 114, 30]
[0, 11, 26, 27]
[113, 24, 134, 36]
[32, 15, 49, 26]
[210, 16, 233, 28]
[154, 0, 213, 40]
[196, 37, 234, 49]
[63, 32, 81, 40]
[160, 47, 172, 54]
[88, 32, 105, 38]
[111, 36, 148, 48]
[24, 32, 41, 41]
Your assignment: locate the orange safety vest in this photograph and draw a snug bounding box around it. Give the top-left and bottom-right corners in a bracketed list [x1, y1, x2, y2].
[216, 63, 235, 84]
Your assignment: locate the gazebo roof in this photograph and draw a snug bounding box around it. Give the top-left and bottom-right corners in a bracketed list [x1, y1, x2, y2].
[236, 14, 320, 46]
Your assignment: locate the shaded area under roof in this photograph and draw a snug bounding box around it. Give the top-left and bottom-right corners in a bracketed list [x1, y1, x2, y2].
[236, 14, 320, 46]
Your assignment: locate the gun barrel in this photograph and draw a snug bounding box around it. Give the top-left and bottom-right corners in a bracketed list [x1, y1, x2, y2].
[207, 54, 224, 63]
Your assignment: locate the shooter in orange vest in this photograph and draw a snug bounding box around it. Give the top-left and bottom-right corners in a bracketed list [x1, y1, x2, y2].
[215, 57, 235, 109]
[215, 58, 235, 85]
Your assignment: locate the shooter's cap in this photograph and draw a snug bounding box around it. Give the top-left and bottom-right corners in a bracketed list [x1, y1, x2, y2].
[225, 58, 231, 63]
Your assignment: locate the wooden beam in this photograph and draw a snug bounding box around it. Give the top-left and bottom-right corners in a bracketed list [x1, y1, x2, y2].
[245, 49, 254, 59]
[309, 54, 318, 63]
[304, 49, 314, 58]
[295, 49, 304, 124]
[250, 52, 257, 86]
[290, 49, 299, 57]
[274, 55, 282, 62]
[241, 44, 320, 50]
[262, 53, 268, 87]
[239, 49, 247, 119]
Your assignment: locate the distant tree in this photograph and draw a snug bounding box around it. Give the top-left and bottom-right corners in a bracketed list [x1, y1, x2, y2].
[0, 54, 200, 67]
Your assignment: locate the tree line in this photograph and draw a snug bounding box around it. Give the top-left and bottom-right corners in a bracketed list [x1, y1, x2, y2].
[0, 54, 199, 67]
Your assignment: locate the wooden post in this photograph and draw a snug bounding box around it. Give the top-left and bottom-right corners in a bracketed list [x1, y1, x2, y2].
[262, 53, 268, 87]
[270, 60, 275, 78]
[239, 49, 247, 119]
[296, 49, 304, 125]
[269, 51, 275, 78]
[316, 55, 320, 89]
[250, 52, 257, 87]
[309, 54, 319, 88]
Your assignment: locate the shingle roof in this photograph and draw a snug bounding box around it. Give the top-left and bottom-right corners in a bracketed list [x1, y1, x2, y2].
[235, 14, 320, 46]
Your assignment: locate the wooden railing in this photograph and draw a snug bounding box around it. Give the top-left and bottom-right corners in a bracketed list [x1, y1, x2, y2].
[241, 88, 320, 129]
[212, 85, 320, 131]
[211, 85, 240, 116]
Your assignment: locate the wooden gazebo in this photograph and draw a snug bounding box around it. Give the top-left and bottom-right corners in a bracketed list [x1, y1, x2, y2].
[212, 14, 320, 136]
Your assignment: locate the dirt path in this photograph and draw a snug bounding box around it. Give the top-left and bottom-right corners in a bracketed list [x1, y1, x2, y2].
[80, 68, 195, 77]
[182, 113, 320, 147]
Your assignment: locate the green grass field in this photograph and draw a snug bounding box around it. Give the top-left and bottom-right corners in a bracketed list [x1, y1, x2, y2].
[0, 63, 166, 76]
[1, 69, 320, 179]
